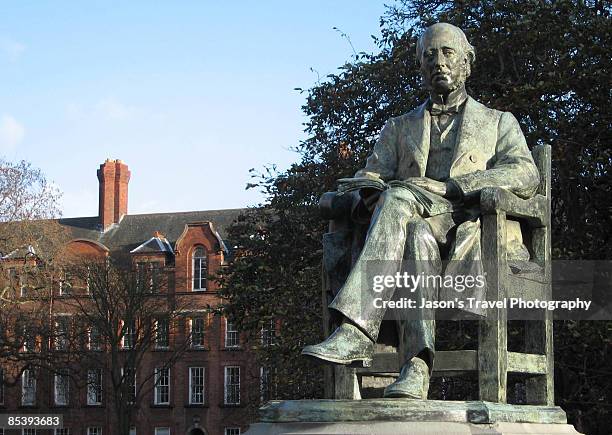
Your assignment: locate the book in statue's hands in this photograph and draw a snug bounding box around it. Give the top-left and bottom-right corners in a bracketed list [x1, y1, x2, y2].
[336, 177, 453, 216]
[336, 177, 387, 193]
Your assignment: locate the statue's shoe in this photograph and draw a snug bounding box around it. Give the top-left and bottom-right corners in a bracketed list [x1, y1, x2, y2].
[301, 323, 373, 367]
[383, 357, 430, 399]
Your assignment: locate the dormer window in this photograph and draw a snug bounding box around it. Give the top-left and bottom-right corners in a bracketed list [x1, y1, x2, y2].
[192, 247, 207, 291]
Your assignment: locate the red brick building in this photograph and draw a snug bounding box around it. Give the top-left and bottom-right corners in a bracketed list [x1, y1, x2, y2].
[0, 159, 261, 435]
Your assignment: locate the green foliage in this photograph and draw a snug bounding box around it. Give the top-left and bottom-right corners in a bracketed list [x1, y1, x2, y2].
[219, 201, 326, 402]
[220, 1, 611, 431]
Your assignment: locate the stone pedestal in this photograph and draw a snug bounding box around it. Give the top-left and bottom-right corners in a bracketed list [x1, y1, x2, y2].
[245, 399, 583, 434]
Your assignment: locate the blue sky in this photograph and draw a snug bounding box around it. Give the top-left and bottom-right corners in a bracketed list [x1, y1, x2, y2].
[0, 1, 387, 217]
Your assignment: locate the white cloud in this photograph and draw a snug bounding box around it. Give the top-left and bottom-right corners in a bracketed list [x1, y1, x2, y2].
[0, 115, 25, 152]
[0, 37, 26, 62]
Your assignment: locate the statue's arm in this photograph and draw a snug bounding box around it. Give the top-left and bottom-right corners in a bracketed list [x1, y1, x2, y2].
[449, 112, 540, 199]
[354, 117, 399, 181]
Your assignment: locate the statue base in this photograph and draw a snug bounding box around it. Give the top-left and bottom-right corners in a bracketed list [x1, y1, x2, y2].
[244, 399, 583, 434]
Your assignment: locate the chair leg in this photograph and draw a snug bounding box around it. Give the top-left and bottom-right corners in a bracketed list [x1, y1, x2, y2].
[525, 311, 554, 405]
[334, 366, 361, 400]
[479, 310, 508, 402]
[479, 212, 508, 403]
[525, 226, 554, 406]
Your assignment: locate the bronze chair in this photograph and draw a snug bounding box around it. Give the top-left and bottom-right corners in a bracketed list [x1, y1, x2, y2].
[320, 144, 552, 405]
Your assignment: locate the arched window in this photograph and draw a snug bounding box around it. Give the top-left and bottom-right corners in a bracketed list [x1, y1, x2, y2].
[192, 247, 207, 291]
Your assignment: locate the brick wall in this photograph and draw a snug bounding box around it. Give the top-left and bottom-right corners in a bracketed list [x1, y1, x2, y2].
[0, 223, 257, 435]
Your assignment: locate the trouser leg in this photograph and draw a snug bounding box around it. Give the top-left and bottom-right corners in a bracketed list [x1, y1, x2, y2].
[396, 221, 441, 371]
[329, 187, 441, 354]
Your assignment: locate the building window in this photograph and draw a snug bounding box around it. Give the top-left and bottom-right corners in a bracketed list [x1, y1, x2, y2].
[224, 428, 240, 435]
[261, 319, 275, 347]
[189, 367, 205, 405]
[85, 266, 91, 294]
[55, 428, 71, 435]
[58, 270, 72, 296]
[122, 367, 136, 403]
[136, 262, 146, 291]
[54, 370, 69, 406]
[22, 325, 36, 352]
[87, 428, 102, 435]
[260, 366, 274, 402]
[136, 262, 161, 292]
[6, 267, 16, 278]
[154, 368, 170, 405]
[154, 429, 169, 435]
[190, 317, 205, 348]
[19, 273, 28, 298]
[21, 369, 36, 406]
[6, 267, 17, 282]
[224, 366, 240, 405]
[121, 320, 136, 349]
[58, 279, 71, 295]
[54, 316, 70, 351]
[87, 369, 103, 405]
[192, 247, 207, 291]
[155, 318, 169, 349]
[225, 318, 239, 348]
[151, 263, 161, 292]
[88, 325, 101, 351]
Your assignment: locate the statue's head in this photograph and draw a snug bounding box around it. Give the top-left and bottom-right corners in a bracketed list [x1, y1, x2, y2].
[416, 23, 475, 95]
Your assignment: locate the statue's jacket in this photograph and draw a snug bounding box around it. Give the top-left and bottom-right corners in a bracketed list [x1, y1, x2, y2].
[346, 96, 540, 314]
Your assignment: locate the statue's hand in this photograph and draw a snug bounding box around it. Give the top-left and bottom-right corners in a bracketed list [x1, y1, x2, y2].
[405, 177, 448, 197]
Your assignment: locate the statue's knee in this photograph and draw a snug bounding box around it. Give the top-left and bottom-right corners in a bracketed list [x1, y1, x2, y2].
[379, 188, 420, 215]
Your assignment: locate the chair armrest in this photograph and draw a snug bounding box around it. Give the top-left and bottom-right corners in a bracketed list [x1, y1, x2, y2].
[480, 187, 549, 227]
[319, 191, 356, 220]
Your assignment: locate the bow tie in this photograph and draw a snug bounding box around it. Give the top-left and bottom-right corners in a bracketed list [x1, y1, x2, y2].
[429, 104, 460, 116]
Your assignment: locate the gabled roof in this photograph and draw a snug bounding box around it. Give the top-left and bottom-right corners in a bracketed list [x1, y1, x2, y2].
[130, 234, 174, 254]
[175, 221, 229, 255]
[58, 208, 243, 253]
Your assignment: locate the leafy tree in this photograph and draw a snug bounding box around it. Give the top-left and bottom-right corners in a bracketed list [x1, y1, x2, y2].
[220, 1, 611, 432]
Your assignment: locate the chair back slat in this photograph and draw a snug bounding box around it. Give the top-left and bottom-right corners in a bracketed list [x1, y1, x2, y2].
[532, 144, 551, 199]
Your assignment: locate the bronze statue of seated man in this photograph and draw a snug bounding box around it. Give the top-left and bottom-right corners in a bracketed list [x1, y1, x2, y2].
[302, 22, 540, 400]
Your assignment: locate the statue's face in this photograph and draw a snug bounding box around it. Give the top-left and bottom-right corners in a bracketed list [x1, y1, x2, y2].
[420, 26, 469, 95]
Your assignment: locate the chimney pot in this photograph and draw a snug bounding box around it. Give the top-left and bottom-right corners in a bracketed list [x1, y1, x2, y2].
[97, 159, 130, 230]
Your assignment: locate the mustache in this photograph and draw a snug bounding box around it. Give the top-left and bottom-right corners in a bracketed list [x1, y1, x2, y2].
[432, 69, 451, 76]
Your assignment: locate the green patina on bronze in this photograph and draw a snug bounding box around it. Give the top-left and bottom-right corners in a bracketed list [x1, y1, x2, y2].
[259, 399, 567, 425]
[302, 22, 554, 405]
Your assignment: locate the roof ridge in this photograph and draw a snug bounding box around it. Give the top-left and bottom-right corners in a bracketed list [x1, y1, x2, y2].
[58, 208, 246, 221]
[123, 208, 245, 218]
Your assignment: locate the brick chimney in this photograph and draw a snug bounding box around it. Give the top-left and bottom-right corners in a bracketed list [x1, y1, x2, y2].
[97, 159, 130, 230]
